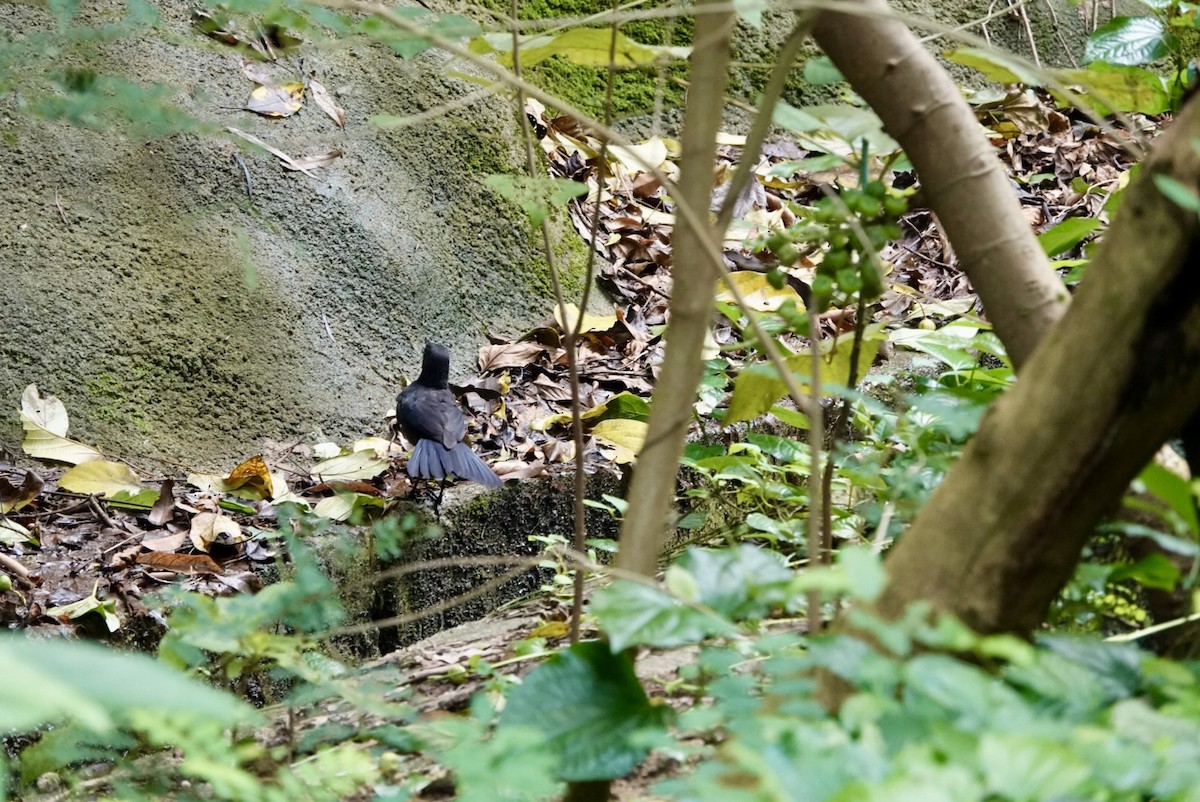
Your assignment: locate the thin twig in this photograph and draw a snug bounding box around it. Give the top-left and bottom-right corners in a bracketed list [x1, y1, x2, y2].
[54, 189, 68, 227]
[508, 0, 595, 645]
[805, 310, 824, 635]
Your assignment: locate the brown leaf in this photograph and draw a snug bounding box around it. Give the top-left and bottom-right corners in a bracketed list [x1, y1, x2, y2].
[141, 532, 189, 553]
[479, 342, 551, 371]
[148, 478, 176, 526]
[287, 149, 343, 172]
[136, 551, 225, 575]
[0, 470, 44, 514]
[309, 80, 346, 128]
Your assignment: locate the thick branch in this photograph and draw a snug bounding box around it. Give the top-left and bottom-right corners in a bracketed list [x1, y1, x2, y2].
[614, 0, 735, 577]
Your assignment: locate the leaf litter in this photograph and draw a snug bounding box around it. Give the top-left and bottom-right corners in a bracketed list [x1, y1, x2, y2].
[0, 89, 1165, 642]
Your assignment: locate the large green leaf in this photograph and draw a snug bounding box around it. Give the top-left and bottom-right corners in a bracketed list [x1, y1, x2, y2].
[0, 635, 255, 733]
[499, 641, 669, 781]
[591, 579, 737, 652]
[1056, 63, 1170, 115]
[726, 330, 884, 425]
[1038, 217, 1102, 257]
[945, 47, 1043, 85]
[1083, 16, 1174, 66]
[670, 545, 793, 619]
[472, 28, 687, 68]
[888, 322, 981, 371]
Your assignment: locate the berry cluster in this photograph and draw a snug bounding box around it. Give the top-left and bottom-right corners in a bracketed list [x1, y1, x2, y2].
[757, 180, 908, 314]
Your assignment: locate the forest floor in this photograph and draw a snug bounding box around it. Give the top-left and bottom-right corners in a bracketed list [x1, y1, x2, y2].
[1, 91, 1161, 798]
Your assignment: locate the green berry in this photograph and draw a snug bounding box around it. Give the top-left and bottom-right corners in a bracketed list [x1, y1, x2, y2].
[776, 242, 799, 265]
[865, 180, 887, 199]
[884, 195, 908, 218]
[823, 247, 850, 272]
[860, 261, 884, 298]
[766, 268, 787, 290]
[837, 267, 862, 294]
[857, 195, 884, 219]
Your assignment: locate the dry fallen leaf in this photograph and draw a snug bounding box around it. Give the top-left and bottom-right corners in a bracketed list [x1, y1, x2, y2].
[309, 79, 346, 127]
[141, 531, 189, 553]
[245, 82, 305, 117]
[136, 551, 225, 575]
[18, 384, 103, 465]
[287, 148, 342, 172]
[227, 127, 333, 176]
[189, 512, 244, 552]
[148, 478, 176, 526]
[0, 471, 44, 514]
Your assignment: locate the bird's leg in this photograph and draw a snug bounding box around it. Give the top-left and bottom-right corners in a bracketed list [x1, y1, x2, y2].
[432, 479, 447, 520]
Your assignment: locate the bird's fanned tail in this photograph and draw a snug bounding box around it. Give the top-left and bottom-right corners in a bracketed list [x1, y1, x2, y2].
[408, 438, 502, 488]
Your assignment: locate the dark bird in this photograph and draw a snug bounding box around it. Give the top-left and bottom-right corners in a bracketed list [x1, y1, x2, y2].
[396, 341, 502, 489]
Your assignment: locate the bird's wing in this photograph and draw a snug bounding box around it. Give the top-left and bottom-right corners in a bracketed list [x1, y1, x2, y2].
[397, 385, 467, 449]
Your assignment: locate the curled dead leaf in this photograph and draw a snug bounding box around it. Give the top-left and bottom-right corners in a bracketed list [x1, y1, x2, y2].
[309, 80, 346, 127]
[0, 471, 44, 514]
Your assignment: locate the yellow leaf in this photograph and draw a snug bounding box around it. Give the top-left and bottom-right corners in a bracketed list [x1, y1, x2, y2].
[189, 512, 243, 552]
[19, 385, 102, 465]
[609, 137, 669, 173]
[245, 82, 305, 117]
[224, 455, 272, 500]
[592, 418, 648, 464]
[530, 620, 570, 639]
[716, 271, 805, 312]
[311, 451, 389, 482]
[58, 460, 143, 497]
[726, 329, 885, 425]
[554, 302, 618, 334]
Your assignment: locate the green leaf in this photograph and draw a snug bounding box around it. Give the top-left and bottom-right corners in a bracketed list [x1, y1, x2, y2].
[945, 47, 1043, 85]
[1111, 552, 1181, 590]
[979, 733, 1092, 800]
[726, 330, 883, 425]
[1084, 16, 1174, 66]
[0, 635, 255, 733]
[310, 450, 389, 482]
[1154, 174, 1200, 213]
[499, 641, 669, 781]
[475, 27, 684, 68]
[671, 545, 793, 619]
[590, 579, 737, 652]
[1055, 63, 1170, 115]
[1037, 217, 1102, 257]
[803, 56, 843, 85]
[889, 322, 981, 370]
[1137, 461, 1200, 535]
[485, 174, 588, 227]
[771, 102, 898, 153]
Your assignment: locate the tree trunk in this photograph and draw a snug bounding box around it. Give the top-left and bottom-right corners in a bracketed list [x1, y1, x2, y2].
[871, 94, 1200, 636]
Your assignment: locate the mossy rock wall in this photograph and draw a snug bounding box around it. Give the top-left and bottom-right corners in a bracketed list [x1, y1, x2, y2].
[479, 0, 1087, 128]
[0, 1, 585, 470]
